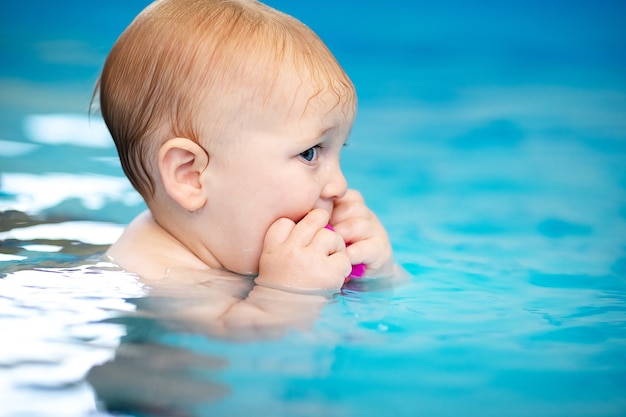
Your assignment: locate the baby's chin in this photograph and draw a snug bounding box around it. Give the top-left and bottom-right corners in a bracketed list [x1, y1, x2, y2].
[228, 254, 261, 277]
[225, 264, 259, 278]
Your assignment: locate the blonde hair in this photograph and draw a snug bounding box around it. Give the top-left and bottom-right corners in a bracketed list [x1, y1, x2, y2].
[94, 0, 356, 199]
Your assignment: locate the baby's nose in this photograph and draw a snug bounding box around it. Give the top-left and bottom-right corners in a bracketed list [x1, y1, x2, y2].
[321, 165, 348, 200]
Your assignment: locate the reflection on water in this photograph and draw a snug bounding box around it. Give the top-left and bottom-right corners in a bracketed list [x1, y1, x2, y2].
[23, 114, 111, 148]
[0, 247, 146, 416]
[87, 317, 230, 416]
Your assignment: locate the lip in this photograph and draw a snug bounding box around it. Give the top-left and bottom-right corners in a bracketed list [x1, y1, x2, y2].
[287, 197, 335, 226]
[313, 201, 334, 217]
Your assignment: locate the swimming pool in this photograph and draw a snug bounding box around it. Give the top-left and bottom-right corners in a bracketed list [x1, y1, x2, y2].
[1, 1, 626, 416]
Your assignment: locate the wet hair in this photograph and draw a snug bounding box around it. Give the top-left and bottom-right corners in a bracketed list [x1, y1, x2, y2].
[93, 0, 355, 199]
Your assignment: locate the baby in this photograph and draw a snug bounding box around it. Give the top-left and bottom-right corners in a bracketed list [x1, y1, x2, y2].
[96, 0, 395, 294]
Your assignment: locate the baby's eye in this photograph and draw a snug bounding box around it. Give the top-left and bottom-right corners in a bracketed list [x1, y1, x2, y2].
[299, 145, 320, 163]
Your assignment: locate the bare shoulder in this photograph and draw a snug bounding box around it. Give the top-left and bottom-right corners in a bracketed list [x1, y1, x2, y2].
[106, 210, 207, 279]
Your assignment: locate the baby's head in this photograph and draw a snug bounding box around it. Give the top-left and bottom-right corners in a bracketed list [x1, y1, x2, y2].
[96, 0, 356, 202]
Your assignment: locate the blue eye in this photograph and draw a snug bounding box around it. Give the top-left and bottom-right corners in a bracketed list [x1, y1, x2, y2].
[299, 146, 320, 162]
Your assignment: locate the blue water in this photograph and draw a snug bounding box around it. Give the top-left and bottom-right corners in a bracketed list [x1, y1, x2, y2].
[1, 1, 626, 416]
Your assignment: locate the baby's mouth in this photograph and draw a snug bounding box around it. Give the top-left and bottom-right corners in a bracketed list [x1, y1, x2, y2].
[295, 207, 333, 226]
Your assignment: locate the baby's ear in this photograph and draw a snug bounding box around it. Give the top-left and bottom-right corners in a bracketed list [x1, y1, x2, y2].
[158, 138, 209, 212]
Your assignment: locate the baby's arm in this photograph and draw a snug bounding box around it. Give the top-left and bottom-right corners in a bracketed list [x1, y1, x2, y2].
[329, 190, 395, 278]
[151, 267, 330, 338]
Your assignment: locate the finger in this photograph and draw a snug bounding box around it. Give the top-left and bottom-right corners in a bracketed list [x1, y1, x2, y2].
[328, 251, 353, 278]
[334, 189, 364, 205]
[263, 217, 295, 249]
[331, 194, 370, 225]
[311, 227, 346, 255]
[290, 209, 330, 246]
[344, 239, 371, 266]
[345, 237, 391, 271]
[332, 216, 375, 245]
[331, 205, 370, 227]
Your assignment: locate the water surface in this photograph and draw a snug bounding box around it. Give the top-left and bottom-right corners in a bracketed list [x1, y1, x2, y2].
[1, 1, 625, 416]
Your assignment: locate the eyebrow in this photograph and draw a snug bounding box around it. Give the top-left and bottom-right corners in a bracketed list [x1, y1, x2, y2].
[296, 117, 352, 149]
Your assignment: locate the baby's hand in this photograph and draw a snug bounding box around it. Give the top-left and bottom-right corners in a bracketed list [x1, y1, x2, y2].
[330, 190, 394, 278]
[256, 209, 352, 291]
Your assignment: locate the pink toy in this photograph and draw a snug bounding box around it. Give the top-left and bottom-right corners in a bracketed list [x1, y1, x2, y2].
[325, 224, 366, 279]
